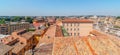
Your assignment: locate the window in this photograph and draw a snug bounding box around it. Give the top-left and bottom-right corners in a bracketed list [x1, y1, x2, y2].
[68, 33, 70, 36]
[74, 28, 76, 31]
[78, 33, 80, 36]
[71, 28, 72, 31]
[74, 23, 76, 26]
[71, 23, 72, 26]
[78, 23, 79, 26]
[67, 23, 68, 26]
[67, 28, 69, 31]
[74, 33, 76, 36]
[71, 33, 72, 36]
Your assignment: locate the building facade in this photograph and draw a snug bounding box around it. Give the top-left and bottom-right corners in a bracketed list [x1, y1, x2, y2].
[115, 19, 120, 26]
[0, 24, 8, 35]
[62, 19, 93, 36]
[0, 22, 30, 35]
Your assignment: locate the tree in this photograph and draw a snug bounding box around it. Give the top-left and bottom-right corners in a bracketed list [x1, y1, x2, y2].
[116, 16, 120, 19]
[0, 18, 5, 24]
[25, 16, 33, 23]
[5, 18, 11, 21]
[12, 16, 21, 22]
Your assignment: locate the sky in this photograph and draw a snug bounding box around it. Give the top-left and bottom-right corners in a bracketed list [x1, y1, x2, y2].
[0, 0, 120, 16]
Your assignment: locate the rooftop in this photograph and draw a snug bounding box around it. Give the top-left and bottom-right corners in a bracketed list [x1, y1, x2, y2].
[34, 43, 53, 55]
[0, 43, 13, 55]
[53, 35, 120, 55]
[10, 22, 29, 25]
[21, 32, 34, 40]
[55, 25, 63, 37]
[35, 25, 56, 48]
[34, 30, 43, 35]
[1, 36, 18, 45]
[62, 19, 93, 23]
[33, 25, 56, 55]
[12, 42, 26, 54]
[90, 30, 106, 36]
[14, 29, 27, 35]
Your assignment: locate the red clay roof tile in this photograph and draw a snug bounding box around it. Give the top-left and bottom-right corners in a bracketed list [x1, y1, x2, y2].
[62, 19, 93, 23]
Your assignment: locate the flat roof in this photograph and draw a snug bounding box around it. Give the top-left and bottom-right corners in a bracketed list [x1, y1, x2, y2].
[0, 43, 13, 55]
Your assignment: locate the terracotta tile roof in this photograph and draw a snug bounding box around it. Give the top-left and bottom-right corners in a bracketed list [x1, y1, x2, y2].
[90, 30, 120, 48]
[15, 29, 27, 34]
[87, 36, 120, 55]
[53, 37, 76, 55]
[55, 25, 63, 37]
[0, 43, 13, 55]
[53, 37, 92, 55]
[34, 27, 47, 36]
[47, 18, 55, 23]
[34, 30, 43, 35]
[53, 35, 120, 55]
[1, 36, 18, 45]
[12, 42, 26, 54]
[33, 25, 56, 55]
[21, 32, 33, 40]
[90, 30, 103, 36]
[33, 22, 40, 27]
[34, 43, 53, 55]
[90, 30, 108, 38]
[35, 25, 56, 48]
[62, 19, 93, 23]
